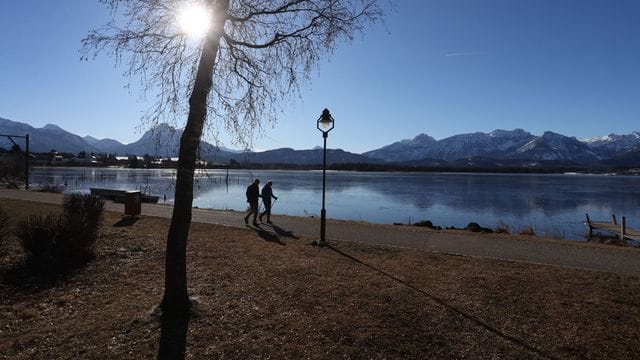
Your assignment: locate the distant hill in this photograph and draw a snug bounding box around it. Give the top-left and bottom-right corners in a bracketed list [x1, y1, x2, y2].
[2, 116, 639, 168]
[0, 118, 98, 153]
[83, 135, 125, 153]
[596, 146, 640, 168]
[240, 147, 378, 165]
[120, 124, 239, 163]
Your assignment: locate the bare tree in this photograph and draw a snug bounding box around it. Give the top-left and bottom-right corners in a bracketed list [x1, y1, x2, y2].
[83, 0, 385, 313]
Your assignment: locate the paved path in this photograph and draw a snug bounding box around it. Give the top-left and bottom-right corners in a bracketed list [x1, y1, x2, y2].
[2, 188, 639, 277]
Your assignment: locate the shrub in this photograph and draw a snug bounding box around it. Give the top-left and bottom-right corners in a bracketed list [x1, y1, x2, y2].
[413, 220, 434, 228]
[495, 220, 510, 234]
[16, 214, 63, 270]
[0, 206, 9, 251]
[16, 194, 105, 272]
[465, 222, 493, 233]
[465, 222, 482, 232]
[63, 193, 105, 242]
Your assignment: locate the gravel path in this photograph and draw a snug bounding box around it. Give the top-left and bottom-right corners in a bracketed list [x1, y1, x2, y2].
[3, 188, 639, 277]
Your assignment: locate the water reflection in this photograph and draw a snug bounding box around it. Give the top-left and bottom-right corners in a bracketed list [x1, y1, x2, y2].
[30, 168, 640, 239]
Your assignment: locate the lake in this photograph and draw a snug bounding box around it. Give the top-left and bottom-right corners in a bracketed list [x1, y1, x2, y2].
[30, 167, 640, 240]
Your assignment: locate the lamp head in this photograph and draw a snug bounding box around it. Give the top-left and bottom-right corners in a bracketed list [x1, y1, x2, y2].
[317, 108, 335, 133]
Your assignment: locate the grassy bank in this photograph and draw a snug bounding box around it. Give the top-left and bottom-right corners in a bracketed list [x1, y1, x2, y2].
[1, 198, 639, 359]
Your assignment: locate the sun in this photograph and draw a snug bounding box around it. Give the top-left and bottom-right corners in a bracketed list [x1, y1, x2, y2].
[178, 3, 211, 38]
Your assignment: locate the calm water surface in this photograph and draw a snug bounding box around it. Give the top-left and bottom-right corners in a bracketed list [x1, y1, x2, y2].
[30, 167, 640, 240]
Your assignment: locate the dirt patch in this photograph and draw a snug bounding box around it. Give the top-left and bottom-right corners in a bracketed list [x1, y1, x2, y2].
[1, 198, 639, 359]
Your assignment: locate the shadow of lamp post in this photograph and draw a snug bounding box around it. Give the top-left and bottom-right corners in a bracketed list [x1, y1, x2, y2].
[316, 108, 334, 247]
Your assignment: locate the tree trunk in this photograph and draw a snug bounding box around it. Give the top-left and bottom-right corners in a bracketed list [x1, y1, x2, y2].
[161, 1, 230, 313]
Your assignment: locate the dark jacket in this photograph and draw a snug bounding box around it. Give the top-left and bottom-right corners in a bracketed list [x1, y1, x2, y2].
[261, 185, 276, 204]
[246, 183, 260, 203]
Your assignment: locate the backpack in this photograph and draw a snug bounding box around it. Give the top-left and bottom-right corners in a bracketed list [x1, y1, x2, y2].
[246, 183, 257, 202]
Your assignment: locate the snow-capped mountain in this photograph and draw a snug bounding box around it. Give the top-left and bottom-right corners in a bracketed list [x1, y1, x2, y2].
[431, 129, 535, 161]
[364, 129, 637, 165]
[582, 132, 640, 157]
[510, 131, 601, 163]
[364, 129, 535, 162]
[121, 124, 238, 162]
[363, 133, 437, 162]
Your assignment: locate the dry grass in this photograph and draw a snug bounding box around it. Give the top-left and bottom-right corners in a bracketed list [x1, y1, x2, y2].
[1, 198, 639, 359]
[494, 220, 510, 234]
[518, 224, 536, 236]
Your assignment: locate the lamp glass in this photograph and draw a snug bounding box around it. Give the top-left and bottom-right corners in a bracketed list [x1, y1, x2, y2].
[319, 118, 333, 130]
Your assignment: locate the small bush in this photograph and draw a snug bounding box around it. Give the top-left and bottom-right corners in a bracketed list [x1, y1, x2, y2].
[63, 193, 105, 242]
[16, 194, 105, 273]
[465, 222, 482, 232]
[465, 222, 493, 233]
[413, 220, 434, 228]
[16, 214, 63, 270]
[0, 206, 9, 251]
[495, 221, 510, 234]
[518, 224, 536, 236]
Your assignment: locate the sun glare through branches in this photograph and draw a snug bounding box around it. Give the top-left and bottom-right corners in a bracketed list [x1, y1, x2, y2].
[177, 3, 211, 39]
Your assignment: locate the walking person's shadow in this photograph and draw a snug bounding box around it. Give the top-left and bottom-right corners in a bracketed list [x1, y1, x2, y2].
[246, 222, 296, 245]
[270, 223, 298, 239]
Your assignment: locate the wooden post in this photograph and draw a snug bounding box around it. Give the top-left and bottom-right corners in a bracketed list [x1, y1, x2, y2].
[585, 213, 593, 239]
[621, 216, 626, 240]
[25, 133, 29, 190]
[612, 214, 617, 225]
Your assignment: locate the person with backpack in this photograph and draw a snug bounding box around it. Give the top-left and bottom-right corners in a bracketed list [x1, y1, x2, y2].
[259, 180, 278, 224]
[244, 179, 261, 226]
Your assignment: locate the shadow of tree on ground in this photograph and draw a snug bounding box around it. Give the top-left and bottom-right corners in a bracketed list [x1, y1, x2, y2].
[157, 308, 190, 360]
[113, 217, 139, 227]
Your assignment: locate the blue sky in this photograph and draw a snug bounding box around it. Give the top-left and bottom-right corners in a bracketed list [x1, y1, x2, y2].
[1, 0, 639, 153]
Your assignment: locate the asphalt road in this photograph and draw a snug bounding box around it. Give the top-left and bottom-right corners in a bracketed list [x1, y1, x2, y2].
[2, 188, 639, 277]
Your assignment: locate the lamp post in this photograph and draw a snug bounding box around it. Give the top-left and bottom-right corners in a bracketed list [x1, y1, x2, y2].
[1, 133, 29, 190]
[316, 108, 334, 247]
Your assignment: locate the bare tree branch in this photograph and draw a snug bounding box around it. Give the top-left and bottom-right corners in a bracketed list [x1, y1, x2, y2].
[82, 0, 384, 148]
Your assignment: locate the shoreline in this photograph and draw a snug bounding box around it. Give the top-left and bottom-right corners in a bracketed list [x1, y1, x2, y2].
[21, 167, 640, 242]
[2, 188, 640, 276]
[24, 164, 640, 176]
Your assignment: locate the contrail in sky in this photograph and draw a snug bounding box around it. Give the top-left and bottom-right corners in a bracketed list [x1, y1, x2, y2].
[445, 51, 484, 57]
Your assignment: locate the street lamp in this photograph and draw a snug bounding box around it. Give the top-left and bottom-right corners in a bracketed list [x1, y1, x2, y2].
[316, 108, 334, 246]
[1, 133, 29, 190]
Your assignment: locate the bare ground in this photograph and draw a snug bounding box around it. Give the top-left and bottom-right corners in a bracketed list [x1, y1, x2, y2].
[1, 198, 639, 359]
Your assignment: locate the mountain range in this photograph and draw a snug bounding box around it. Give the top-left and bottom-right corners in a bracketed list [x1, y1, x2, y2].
[1, 116, 639, 168]
[364, 129, 640, 167]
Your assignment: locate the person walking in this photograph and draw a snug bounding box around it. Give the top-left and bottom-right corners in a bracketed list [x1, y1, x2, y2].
[244, 179, 261, 226]
[259, 180, 278, 223]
